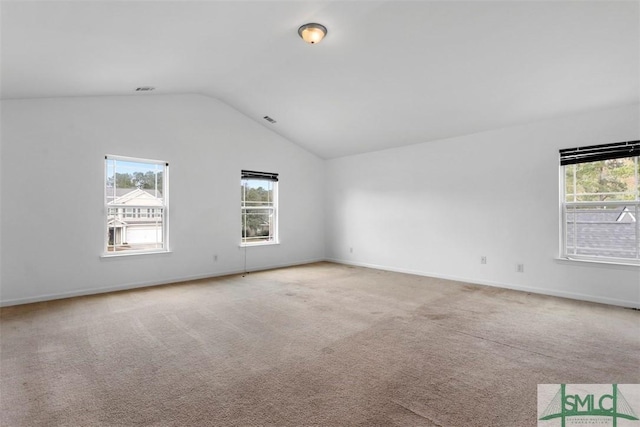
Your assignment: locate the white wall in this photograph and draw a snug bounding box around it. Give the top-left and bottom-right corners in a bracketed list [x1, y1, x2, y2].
[2, 96, 638, 308]
[325, 104, 640, 308]
[0, 94, 325, 306]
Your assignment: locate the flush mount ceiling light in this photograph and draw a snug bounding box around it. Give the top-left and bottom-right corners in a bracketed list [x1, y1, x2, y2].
[298, 23, 327, 44]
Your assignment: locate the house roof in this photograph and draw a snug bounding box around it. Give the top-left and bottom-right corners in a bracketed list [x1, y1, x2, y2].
[567, 207, 638, 259]
[1, 1, 638, 159]
[106, 188, 163, 205]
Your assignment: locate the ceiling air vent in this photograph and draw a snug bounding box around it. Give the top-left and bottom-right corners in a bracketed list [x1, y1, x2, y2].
[263, 116, 277, 124]
[135, 87, 155, 92]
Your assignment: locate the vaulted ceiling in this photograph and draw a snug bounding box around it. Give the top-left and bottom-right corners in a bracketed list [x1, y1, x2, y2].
[1, 1, 638, 158]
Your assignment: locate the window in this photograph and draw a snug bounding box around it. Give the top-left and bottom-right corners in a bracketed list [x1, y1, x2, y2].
[241, 170, 278, 245]
[105, 155, 168, 255]
[560, 141, 639, 264]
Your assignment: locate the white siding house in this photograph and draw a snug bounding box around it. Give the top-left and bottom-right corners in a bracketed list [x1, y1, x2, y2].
[107, 188, 164, 251]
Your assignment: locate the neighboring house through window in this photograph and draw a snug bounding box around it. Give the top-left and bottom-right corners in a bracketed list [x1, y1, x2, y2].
[560, 140, 639, 264]
[241, 170, 278, 245]
[105, 155, 168, 255]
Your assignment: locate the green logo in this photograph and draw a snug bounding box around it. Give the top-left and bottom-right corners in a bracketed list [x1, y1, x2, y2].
[539, 384, 639, 427]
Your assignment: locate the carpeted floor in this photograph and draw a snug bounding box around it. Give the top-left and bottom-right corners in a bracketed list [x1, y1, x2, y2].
[1, 262, 638, 426]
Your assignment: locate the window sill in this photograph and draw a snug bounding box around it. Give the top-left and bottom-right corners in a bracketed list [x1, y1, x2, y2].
[555, 257, 640, 269]
[240, 241, 280, 248]
[101, 250, 172, 259]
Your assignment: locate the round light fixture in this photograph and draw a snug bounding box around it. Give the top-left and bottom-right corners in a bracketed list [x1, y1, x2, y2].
[298, 23, 327, 44]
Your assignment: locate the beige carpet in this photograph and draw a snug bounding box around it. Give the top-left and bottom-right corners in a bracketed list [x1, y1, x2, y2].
[1, 262, 638, 426]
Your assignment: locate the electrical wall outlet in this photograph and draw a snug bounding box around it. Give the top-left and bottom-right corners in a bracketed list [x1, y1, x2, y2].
[213, 254, 218, 262]
[481, 256, 487, 264]
[349, 247, 353, 253]
[517, 263, 524, 273]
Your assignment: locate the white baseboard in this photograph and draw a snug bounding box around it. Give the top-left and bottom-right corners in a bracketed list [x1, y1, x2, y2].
[0, 258, 324, 307]
[3, 257, 637, 309]
[325, 258, 640, 309]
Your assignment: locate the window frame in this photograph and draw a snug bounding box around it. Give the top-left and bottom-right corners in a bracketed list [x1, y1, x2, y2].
[240, 171, 279, 246]
[559, 148, 639, 266]
[103, 155, 169, 257]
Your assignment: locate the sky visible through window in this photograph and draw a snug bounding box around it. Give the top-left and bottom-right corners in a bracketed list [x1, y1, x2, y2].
[107, 161, 162, 183]
[243, 179, 270, 189]
[106, 158, 163, 195]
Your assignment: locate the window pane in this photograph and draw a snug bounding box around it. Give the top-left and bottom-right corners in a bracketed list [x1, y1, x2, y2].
[637, 157, 640, 198]
[241, 174, 277, 245]
[105, 156, 167, 254]
[562, 154, 639, 263]
[572, 158, 636, 202]
[242, 208, 274, 243]
[565, 205, 637, 259]
[241, 179, 273, 207]
[106, 159, 164, 202]
[107, 207, 164, 252]
[565, 164, 576, 202]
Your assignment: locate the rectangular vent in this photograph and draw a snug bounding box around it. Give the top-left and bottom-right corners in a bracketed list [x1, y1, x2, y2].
[263, 116, 277, 124]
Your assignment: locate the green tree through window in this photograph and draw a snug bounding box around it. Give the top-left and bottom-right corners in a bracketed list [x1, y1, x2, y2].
[565, 158, 636, 202]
